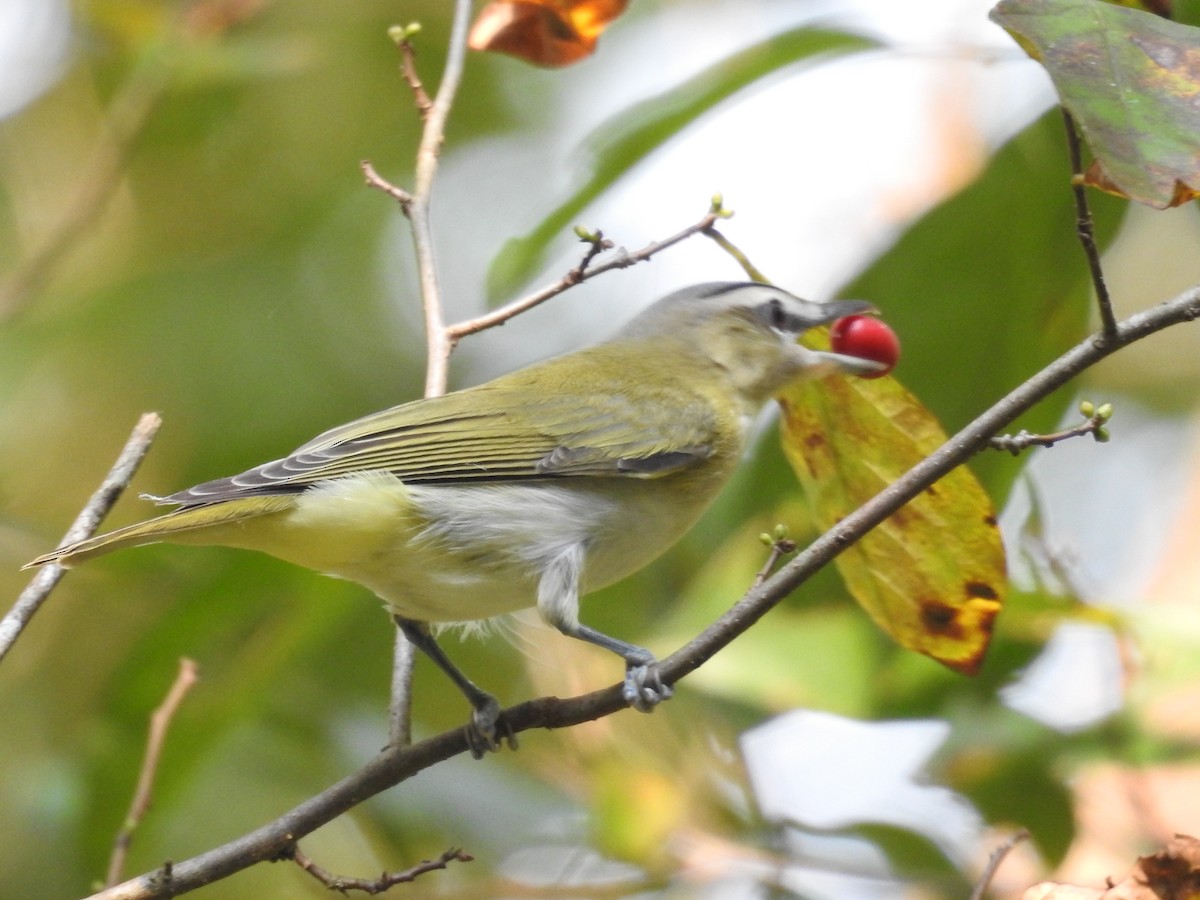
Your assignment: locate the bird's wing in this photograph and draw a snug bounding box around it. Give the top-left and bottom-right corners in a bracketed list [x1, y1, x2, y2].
[164, 370, 722, 506]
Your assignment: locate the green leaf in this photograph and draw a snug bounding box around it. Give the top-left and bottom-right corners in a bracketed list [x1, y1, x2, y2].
[485, 26, 876, 300]
[992, 0, 1200, 207]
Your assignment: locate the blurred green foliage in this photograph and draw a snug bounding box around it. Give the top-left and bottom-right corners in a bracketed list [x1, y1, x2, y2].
[2, 2, 1198, 898]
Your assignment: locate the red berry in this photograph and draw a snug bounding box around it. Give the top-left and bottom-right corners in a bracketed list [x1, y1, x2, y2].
[829, 315, 900, 379]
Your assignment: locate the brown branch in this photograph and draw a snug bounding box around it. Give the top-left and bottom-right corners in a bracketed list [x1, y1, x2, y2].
[107, 658, 201, 887]
[446, 199, 728, 344]
[369, 0, 475, 752]
[282, 844, 471, 894]
[360, 160, 414, 213]
[968, 829, 1030, 900]
[0, 412, 162, 664]
[1061, 107, 1118, 339]
[87, 284, 1200, 900]
[389, 25, 434, 119]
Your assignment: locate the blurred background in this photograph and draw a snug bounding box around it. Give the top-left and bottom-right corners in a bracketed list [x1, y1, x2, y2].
[2, 0, 1199, 897]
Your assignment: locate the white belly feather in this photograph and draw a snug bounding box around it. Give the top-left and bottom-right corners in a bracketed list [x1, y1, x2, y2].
[235, 471, 717, 625]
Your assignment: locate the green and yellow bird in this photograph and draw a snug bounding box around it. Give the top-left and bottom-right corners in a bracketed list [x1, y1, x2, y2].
[28, 282, 879, 754]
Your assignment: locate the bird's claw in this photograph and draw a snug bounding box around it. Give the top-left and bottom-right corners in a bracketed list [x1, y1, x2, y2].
[465, 695, 517, 759]
[622, 662, 673, 712]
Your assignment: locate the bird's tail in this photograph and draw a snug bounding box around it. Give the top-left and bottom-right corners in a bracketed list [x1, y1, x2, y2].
[23, 495, 298, 569]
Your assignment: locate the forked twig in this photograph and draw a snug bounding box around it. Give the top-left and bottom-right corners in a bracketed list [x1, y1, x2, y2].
[0, 412, 162, 663]
[446, 199, 730, 346]
[283, 844, 472, 894]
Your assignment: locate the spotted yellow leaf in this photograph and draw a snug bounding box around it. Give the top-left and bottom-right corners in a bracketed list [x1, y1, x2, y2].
[778, 367, 1006, 675]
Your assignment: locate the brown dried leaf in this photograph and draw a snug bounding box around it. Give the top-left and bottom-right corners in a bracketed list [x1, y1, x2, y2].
[468, 0, 629, 67]
[1022, 834, 1200, 900]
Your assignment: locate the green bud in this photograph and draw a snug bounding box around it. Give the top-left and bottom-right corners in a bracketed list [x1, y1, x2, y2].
[1078, 400, 1095, 418]
[1094, 425, 1111, 443]
[758, 532, 773, 546]
[772, 523, 789, 541]
[574, 224, 598, 242]
[388, 22, 421, 44]
[1096, 402, 1113, 421]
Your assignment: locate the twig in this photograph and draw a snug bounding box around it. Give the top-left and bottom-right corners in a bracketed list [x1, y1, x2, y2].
[446, 199, 728, 344]
[371, 0, 474, 750]
[391, 25, 434, 119]
[753, 529, 797, 588]
[1061, 108, 1118, 338]
[0, 412, 162, 664]
[283, 844, 471, 894]
[702, 227, 769, 283]
[86, 283, 1200, 900]
[107, 658, 201, 888]
[968, 829, 1030, 900]
[413, 0, 473, 398]
[987, 401, 1112, 454]
[360, 160, 414, 213]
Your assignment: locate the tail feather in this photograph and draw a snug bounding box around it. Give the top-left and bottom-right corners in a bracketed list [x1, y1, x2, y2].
[24, 495, 298, 569]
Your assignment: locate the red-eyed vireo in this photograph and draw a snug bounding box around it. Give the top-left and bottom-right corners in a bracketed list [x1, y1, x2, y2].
[27, 282, 880, 755]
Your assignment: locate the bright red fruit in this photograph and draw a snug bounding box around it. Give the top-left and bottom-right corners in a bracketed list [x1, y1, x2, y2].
[829, 315, 900, 379]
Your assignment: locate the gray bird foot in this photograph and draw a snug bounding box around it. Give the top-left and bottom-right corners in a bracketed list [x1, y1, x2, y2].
[622, 662, 673, 712]
[466, 694, 518, 759]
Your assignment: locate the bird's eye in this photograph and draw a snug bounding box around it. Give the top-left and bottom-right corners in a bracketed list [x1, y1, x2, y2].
[764, 297, 788, 330]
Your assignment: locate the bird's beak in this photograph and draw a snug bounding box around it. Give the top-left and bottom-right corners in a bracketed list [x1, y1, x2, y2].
[802, 298, 876, 328]
[809, 349, 890, 376]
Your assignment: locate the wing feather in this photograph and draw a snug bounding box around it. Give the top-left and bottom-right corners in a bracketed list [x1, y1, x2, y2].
[164, 356, 724, 508]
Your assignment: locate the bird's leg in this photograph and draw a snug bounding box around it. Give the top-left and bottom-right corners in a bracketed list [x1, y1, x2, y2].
[563, 622, 674, 712]
[393, 616, 516, 758]
[536, 547, 673, 713]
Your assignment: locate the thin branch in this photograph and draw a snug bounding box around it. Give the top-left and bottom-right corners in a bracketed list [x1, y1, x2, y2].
[968, 829, 1030, 900]
[987, 402, 1112, 454]
[0, 412, 161, 664]
[413, 0, 473, 398]
[753, 531, 797, 589]
[446, 201, 727, 344]
[1061, 107, 1118, 338]
[87, 284, 1200, 900]
[375, 0, 474, 751]
[282, 844, 471, 895]
[392, 27, 434, 119]
[107, 658, 200, 887]
[702, 227, 769, 283]
[388, 633, 416, 749]
[360, 160, 414, 213]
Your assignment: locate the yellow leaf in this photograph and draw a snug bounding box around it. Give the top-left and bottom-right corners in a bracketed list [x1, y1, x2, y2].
[777, 367, 1006, 675]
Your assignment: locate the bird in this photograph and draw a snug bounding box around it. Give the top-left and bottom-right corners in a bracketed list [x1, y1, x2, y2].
[26, 281, 880, 755]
